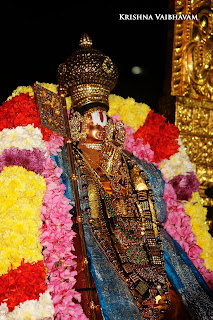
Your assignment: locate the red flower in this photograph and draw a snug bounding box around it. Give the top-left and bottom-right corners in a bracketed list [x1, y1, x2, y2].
[134, 110, 179, 162]
[0, 93, 53, 140]
[0, 260, 47, 311]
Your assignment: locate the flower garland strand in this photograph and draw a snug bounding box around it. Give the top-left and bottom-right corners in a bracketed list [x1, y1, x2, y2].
[0, 125, 47, 154]
[134, 109, 180, 163]
[0, 290, 54, 320]
[40, 134, 88, 320]
[184, 192, 213, 272]
[157, 138, 195, 179]
[0, 260, 47, 312]
[0, 93, 52, 140]
[6, 83, 72, 110]
[163, 182, 213, 288]
[0, 92, 87, 319]
[108, 94, 151, 130]
[0, 147, 46, 175]
[0, 166, 46, 275]
[108, 94, 213, 288]
[1, 84, 212, 319]
[5, 86, 213, 284]
[0, 164, 55, 319]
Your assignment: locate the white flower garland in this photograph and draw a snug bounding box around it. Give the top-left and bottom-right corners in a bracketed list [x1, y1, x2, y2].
[158, 138, 195, 179]
[0, 291, 54, 320]
[0, 125, 47, 155]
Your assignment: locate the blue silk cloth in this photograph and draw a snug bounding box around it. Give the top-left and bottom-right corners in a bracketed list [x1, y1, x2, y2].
[52, 148, 213, 320]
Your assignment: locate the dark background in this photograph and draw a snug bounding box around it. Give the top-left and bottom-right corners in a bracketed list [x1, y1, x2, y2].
[0, 3, 172, 111]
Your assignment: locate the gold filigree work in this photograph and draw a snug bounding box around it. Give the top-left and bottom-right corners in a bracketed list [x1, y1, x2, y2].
[130, 165, 148, 191]
[175, 96, 213, 205]
[87, 180, 100, 219]
[57, 33, 118, 108]
[172, 1, 213, 206]
[172, 2, 213, 100]
[34, 82, 68, 137]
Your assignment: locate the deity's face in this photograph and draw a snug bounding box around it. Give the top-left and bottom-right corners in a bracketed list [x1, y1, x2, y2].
[81, 109, 108, 143]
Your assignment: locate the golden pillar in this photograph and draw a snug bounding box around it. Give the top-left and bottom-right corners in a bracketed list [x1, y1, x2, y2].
[171, 0, 213, 206]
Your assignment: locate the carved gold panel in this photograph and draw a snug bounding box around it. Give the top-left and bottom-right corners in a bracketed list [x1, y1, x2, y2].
[175, 96, 213, 205]
[171, 0, 213, 100]
[172, 0, 213, 206]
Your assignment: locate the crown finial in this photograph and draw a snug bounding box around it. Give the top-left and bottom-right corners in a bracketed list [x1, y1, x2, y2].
[79, 33, 92, 47]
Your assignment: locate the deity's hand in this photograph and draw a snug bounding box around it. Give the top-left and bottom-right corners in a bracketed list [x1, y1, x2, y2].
[104, 118, 126, 146]
[100, 118, 126, 177]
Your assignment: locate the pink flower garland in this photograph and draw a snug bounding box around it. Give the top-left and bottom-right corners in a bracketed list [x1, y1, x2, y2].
[111, 114, 154, 163]
[39, 119, 213, 317]
[163, 182, 213, 288]
[40, 133, 88, 320]
[119, 117, 213, 289]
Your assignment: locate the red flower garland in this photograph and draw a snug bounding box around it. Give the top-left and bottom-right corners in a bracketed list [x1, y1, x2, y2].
[134, 110, 180, 162]
[0, 93, 53, 140]
[0, 260, 47, 311]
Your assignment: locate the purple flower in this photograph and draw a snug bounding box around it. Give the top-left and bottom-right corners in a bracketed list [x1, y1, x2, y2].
[0, 147, 46, 174]
[170, 171, 199, 201]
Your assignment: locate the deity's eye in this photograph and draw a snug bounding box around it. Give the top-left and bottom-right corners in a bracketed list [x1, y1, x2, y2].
[91, 111, 107, 127]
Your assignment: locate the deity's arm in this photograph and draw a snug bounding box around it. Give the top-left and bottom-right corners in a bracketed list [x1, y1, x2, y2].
[124, 152, 167, 224]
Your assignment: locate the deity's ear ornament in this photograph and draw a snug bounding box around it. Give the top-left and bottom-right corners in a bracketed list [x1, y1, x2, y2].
[114, 121, 126, 146]
[68, 111, 84, 142]
[101, 119, 126, 176]
[57, 32, 118, 112]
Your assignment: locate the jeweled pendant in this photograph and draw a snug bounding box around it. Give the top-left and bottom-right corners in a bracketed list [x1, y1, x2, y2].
[110, 179, 122, 193]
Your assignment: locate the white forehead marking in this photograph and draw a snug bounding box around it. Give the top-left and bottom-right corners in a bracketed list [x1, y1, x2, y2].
[91, 111, 107, 127]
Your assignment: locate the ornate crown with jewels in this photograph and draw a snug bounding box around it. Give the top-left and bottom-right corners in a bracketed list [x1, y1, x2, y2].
[57, 33, 118, 109]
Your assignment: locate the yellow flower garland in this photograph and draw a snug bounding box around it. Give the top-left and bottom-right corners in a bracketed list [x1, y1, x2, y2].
[184, 192, 213, 271]
[4, 83, 213, 275]
[0, 166, 46, 276]
[108, 94, 151, 130]
[6, 85, 35, 100]
[7, 84, 150, 130]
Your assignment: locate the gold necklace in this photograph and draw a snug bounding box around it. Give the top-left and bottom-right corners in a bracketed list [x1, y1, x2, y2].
[83, 151, 124, 193]
[81, 149, 136, 218]
[75, 147, 170, 316]
[80, 142, 103, 150]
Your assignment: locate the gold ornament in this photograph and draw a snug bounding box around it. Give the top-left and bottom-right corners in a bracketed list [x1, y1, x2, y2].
[114, 121, 126, 146]
[57, 33, 118, 109]
[105, 118, 114, 141]
[175, 90, 213, 206]
[80, 142, 103, 150]
[69, 111, 83, 142]
[172, 1, 213, 206]
[172, 5, 213, 100]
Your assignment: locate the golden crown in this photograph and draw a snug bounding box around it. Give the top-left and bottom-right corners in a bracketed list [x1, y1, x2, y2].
[57, 33, 118, 109]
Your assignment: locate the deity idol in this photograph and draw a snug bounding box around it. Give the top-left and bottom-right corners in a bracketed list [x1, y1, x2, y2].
[52, 33, 213, 320]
